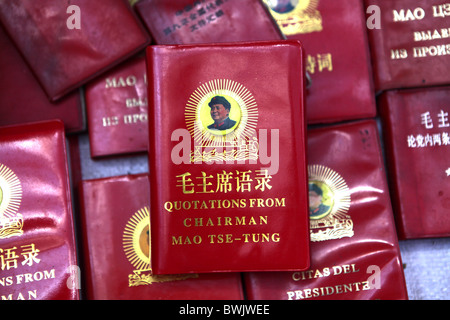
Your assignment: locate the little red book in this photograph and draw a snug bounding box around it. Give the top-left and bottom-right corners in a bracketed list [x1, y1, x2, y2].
[0, 25, 85, 134]
[379, 86, 450, 239]
[264, 0, 376, 124]
[85, 55, 148, 158]
[0, 120, 79, 300]
[244, 120, 408, 300]
[135, 0, 283, 44]
[0, 0, 150, 101]
[146, 40, 310, 274]
[366, 0, 450, 91]
[79, 174, 244, 300]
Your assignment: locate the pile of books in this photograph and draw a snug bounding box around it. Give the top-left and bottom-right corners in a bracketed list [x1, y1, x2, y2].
[1, 0, 448, 301]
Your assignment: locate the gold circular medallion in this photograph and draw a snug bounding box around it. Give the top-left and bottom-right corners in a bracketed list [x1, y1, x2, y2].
[264, 0, 323, 35]
[0, 164, 23, 239]
[308, 165, 353, 241]
[122, 207, 151, 271]
[0, 164, 22, 220]
[185, 79, 258, 147]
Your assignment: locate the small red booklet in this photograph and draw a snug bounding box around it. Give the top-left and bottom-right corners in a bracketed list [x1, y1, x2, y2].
[0, 25, 85, 134]
[135, 0, 283, 44]
[265, 0, 376, 124]
[366, 0, 450, 91]
[244, 120, 408, 300]
[0, 121, 79, 300]
[146, 40, 310, 274]
[79, 174, 244, 300]
[0, 0, 150, 101]
[379, 86, 450, 239]
[85, 55, 148, 158]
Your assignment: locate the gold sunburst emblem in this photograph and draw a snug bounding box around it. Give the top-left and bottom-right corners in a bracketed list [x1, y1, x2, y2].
[264, 0, 323, 35]
[122, 207, 198, 286]
[0, 164, 23, 239]
[123, 207, 151, 274]
[185, 79, 259, 163]
[308, 165, 353, 242]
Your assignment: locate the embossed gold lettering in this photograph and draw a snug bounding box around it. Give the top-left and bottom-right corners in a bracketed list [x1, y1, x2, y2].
[393, 8, 425, 22]
[433, 3, 450, 18]
[208, 233, 234, 244]
[414, 28, 450, 41]
[413, 44, 450, 57]
[171, 235, 202, 245]
[102, 116, 119, 127]
[242, 233, 280, 243]
[126, 97, 148, 108]
[183, 215, 268, 227]
[123, 113, 148, 124]
[1, 290, 37, 300]
[286, 280, 372, 300]
[163, 198, 285, 213]
[15, 269, 56, 284]
[105, 75, 137, 88]
[391, 48, 408, 60]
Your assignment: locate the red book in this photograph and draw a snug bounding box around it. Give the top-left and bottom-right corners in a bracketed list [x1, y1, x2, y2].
[135, 0, 283, 44]
[0, 0, 149, 101]
[366, 0, 450, 91]
[0, 121, 79, 300]
[379, 86, 450, 239]
[85, 55, 148, 158]
[244, 120, 408, 300]
[265, 0, 376, 124]
[79, 174, 244, 300]
[147, 40, 310, 274]
[0, 25, 85, 134]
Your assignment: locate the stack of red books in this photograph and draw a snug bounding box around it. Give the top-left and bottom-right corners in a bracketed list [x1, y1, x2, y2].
[0, 0, 418, 301]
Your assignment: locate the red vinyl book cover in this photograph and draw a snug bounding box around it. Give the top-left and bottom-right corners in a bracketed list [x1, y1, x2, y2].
[85, 55, 148, 158]
[366, 0, 450, 91]
[0, 121, 79, 300]
[0, 25, 85, 134]
[0, 0, 150, 101]
[264, 0, 376, 124]
[379, 86, 450, 239]
[135, 0, 283, 44]
[79, 174, 244, 300]
[146, 40, 310, 274]
[244, 120, 408, 300]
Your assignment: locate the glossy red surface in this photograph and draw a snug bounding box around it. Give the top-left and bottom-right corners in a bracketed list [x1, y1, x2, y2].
[147, 40, 310, 274]
[85, 55, 148, 158]
[266, 0, 376, 124]
[79, 174, 244, 300]
[0, 25, 85, 133]
[366, 0, 450, 91]
[0, 121, 79, 300]
[0, 0, 150, 101]
[136, 0, 283, 44]
[244, 120, 408, 300]
[379, 87, 450, 239]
